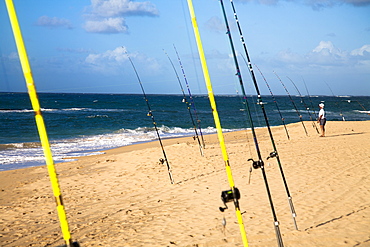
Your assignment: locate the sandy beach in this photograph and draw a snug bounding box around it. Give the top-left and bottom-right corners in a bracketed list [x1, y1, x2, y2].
[1, 120, 369, 247]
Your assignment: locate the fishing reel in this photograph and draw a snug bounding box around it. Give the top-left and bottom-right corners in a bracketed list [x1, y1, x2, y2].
[248, 158, 264, 169]
[267, 151, 278, 160]
[159, 158, 165, 164]
[58, 241, 80, 247]
[219, 187, 240, 212]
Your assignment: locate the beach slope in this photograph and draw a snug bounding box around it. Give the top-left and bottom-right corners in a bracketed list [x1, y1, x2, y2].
[1, 121, 369, 246]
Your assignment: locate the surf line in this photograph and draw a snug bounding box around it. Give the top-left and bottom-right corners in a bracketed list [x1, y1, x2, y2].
[254, 63, 290, 140]
[186, 0, 249, 246]
[5, 1, 79, 246]
[220, 0, 288, 244]
[125, 51, 174, 184]
[274, 71, 309, 136]
[173, 44, 206, 149]
[163, 49, 204, 156]
[287, 77, 320, 134]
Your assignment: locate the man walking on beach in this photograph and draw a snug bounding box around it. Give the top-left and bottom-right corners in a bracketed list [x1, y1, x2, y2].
[318, 103, 326, 137]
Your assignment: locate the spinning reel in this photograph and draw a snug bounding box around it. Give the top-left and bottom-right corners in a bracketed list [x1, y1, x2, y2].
[219, 187, 240, 212]
[248, 158, 264, 169]
[267, 151, 278, 160]
[58, 241, 80, 247]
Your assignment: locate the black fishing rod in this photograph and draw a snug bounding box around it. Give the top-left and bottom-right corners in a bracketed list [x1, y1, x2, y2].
[125, 51, 174, 184]
[325, 82, 345, 121]
[253, 63, 290, 140]
[163, 49, 204, 156]
[302, 78, 318, 118]
[219, 1, 285, 245]
[186, 1, 249, 244]
[287, 77, 320, 134]
[173, 44, 206, 148]
[227, 0, 299, 233]
[274, 72, 308, 136]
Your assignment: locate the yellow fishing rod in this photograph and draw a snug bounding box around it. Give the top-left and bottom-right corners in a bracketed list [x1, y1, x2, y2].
[5, 1, 78, 246]
[186, 0, 249, 246]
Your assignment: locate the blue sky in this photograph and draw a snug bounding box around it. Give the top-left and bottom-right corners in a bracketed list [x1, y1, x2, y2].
[0, 0, 369, 96]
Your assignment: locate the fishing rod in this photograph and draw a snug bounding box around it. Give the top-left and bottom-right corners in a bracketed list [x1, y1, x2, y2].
[253, 63, 290, 140]
[125, 51, 174, 184]
[5, 1, 79, 246]
[287, 77, 320, 134]
[186, 1, 249, 246]
[356, 100, 370, 116]
[228, 0, 299, 233]
[220, 1, 286, 245]
[163, 49, 204, 156]
[274, 72, 308, 136]
[302, 78, 318, 118]
[325, 82, 346, 121]
[173, 44, 206, 148]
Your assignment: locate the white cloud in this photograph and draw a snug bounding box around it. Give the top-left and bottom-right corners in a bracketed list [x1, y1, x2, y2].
[83, 0, 158, 33]
[36, 16, 73, 29]
[317, 0, 370, 7]
[235, 0, 279, 5]
[311, 41, 346, 58]
[84, 17, 128, 33]
[274, 41, 370, 72]
[90, 0, 159, 17]
[277, 49, 304, 64]
[350, 44, 370, 56]
[85, 46, 161, 74]
[302, 41, 348, 68]
[235, 0, 370, 8]
[205, 16, 227, 32]
[85, 46, 127, 65]
[8, 52, 19, 60]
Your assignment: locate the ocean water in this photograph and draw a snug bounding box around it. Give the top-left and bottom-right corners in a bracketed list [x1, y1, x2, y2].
[1, 92, 369, 171]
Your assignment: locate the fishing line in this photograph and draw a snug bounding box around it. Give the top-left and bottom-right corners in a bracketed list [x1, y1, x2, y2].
[227, 0, 298, 233]
[302, 78, 318, 118]
[5, 1, 78, 246]
[250, 89, 264, 132]
[254, 63, 290, 140]
[235, 88, 254, 185]
[237, 63, 264, 131]
[163, 49, 204, 156]
[325, 82, 346, 121]
[287, 77, 320, 134]
[125, 51, 174, 184]
[0, 47, 11, 92]
[220, 0, 286, 244]
[235, 87, 254, 159]
[180, 0, 203, 94]
[173, 44, 206, 148]
[274, 71, 308, 136]
[186, 1, 249, 246]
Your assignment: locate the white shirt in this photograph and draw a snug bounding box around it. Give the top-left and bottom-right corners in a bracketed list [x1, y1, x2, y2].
[319, 108, 325, 119]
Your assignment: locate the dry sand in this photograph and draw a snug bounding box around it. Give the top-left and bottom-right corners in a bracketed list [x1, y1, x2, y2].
[0, 121, 369, 247]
